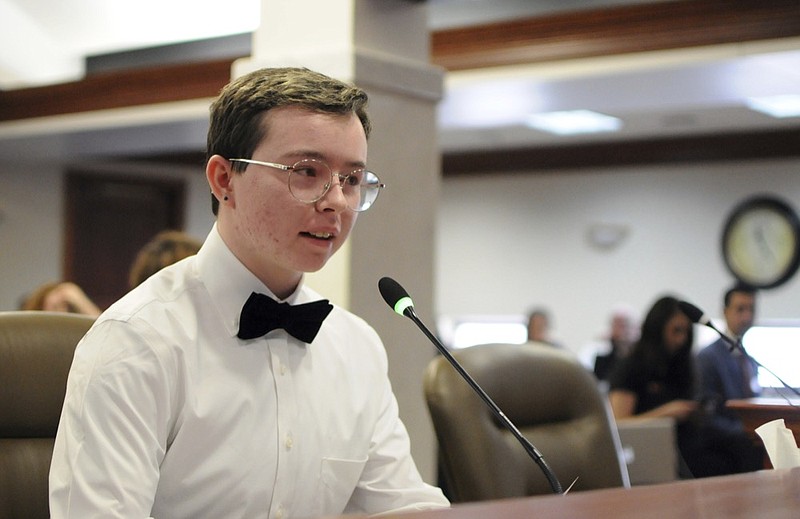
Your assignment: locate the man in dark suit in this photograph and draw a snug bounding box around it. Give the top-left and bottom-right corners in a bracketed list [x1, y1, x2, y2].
[695, 283, 764, 474]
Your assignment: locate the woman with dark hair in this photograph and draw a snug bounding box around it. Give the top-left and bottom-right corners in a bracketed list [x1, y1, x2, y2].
[608, 295, 710, 478]
[609, 295, 758, 478]
[608, 296, 697, 422]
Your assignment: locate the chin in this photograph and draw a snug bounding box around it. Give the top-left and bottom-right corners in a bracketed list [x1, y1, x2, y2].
[300, 257, 332, 274]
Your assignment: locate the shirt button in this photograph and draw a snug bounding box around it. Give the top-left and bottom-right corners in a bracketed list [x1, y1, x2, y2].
[285, 435, 293, 449]
[280, 363, 286, 375]
[276, 506, 285, 519]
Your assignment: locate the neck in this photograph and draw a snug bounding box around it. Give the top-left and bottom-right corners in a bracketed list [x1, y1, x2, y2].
[216, 220, 302, 300]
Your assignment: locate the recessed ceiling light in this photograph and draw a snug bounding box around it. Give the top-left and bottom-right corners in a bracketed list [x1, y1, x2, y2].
[525, 109, 623, 135]
[745, 95, 800, 118]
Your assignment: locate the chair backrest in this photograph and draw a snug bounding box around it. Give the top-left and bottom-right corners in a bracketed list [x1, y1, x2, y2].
[0, 311, 94, 519]
[424, 342, 629, 503]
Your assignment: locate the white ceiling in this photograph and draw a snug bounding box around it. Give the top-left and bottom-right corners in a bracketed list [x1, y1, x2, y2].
[440, 41, 800, 150]
[0, 0, 260, 88]
[0, 0, 660, 89]
[1, 0, 799, 154]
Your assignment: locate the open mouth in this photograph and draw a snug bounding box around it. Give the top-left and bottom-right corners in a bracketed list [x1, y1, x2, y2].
[302, 231, 334, 240]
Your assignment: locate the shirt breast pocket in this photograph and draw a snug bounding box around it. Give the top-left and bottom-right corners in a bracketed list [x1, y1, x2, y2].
[317, 456, 368, 514]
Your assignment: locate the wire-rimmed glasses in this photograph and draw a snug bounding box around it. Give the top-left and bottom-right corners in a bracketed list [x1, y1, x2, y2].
[228, 157, 385, 212]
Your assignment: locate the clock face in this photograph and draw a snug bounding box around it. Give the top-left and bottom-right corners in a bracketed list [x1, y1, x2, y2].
[722, 196, 800, 289]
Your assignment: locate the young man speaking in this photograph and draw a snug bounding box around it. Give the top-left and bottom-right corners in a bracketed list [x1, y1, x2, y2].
[50, 67, 449, 518]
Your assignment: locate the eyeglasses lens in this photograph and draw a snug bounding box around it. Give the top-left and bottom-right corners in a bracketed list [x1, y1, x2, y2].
[288, 159, 381, 212]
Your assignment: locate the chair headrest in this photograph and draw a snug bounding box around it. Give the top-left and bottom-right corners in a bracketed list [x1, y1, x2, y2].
[0, 311, 94, 436]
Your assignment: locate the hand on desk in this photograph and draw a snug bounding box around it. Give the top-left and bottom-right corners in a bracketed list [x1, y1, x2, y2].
[655, 399, 700, 422]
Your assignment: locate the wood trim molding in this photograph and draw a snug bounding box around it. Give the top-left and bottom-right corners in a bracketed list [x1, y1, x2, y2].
[0, 59, 235, 122]
[441, 128, 800, 175]
[431, 0, 800, 71]
[1, 1, 799, 122]
[122, 127, 800, 174]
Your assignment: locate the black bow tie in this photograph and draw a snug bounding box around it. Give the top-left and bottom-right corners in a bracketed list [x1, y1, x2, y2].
[237, 292, 333, 343]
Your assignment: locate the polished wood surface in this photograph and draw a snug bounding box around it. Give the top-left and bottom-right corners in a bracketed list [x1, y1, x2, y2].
[340, 468, 800, 519]
[727, 397, 800, 469]
[727, 398, 800, 444]
[432, 0, 800, 71]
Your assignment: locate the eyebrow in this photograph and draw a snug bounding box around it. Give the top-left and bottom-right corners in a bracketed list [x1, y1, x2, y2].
[286, 150, 366, 170]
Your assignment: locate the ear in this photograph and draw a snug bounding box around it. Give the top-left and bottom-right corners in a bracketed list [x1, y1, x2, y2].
[207, 155, 234, 204]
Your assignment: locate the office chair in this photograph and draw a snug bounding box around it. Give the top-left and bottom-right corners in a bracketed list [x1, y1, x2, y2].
[424, 342, 629, 503]
[0, 311, 94, 519]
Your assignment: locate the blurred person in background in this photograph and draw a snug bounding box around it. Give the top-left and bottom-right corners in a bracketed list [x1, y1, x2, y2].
[19, 230, 201, 318]
[609, 296, 698, 478]
[128, 230, 202, 288]
[591, 304, 638, 383]
[609, 295, 761, 478]
[526, 307, 562, 348]
[695, 283, 763, 474]
[20, 281, 101, 317]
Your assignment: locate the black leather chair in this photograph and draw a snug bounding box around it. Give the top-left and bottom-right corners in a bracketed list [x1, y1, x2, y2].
[424, 342, 629, 503]
[0, 311, 94, 519]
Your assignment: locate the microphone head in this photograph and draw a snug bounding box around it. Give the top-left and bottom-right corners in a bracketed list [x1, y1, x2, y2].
[678, 300, 706, 325]
[378, 277, 415, 316]
[680, 299, 739, 352]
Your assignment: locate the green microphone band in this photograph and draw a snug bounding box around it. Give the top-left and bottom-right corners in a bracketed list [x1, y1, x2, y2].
[393, 296, 414, 315]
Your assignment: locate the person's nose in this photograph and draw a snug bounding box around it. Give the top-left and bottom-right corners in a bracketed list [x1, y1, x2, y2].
[316, 176, 349, 212]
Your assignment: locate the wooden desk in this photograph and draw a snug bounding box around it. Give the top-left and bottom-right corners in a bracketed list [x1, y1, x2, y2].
[726, 398, 800, 445]
[339, 468, 800, 519]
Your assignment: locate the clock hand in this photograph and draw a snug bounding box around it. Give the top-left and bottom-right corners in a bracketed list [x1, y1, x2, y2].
[754, 225, 776, 262]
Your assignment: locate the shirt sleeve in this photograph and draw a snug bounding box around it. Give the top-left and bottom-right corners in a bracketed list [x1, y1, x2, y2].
[696, 343, 748, 433]
[343, 337, 449, 515]
[696, 346, 722, 403]
[50, 317, 177, 519]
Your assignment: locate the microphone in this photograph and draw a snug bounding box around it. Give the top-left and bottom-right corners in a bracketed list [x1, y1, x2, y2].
[378, 276, 564, 495]
[679, 300, 800, 398]
[678, 300, 737, 352]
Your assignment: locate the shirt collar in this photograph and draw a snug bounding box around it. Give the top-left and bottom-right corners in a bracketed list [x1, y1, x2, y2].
[196, 223, 310, 337]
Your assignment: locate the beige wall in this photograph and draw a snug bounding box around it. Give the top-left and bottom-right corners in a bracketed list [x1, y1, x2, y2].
[437, 158, 800, 358]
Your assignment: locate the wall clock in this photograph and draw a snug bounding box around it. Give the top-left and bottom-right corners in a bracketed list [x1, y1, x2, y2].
[721, 195, 800, 289]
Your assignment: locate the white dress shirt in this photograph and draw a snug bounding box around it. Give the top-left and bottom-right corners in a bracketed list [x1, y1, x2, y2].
[49, 224, 448, 518]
